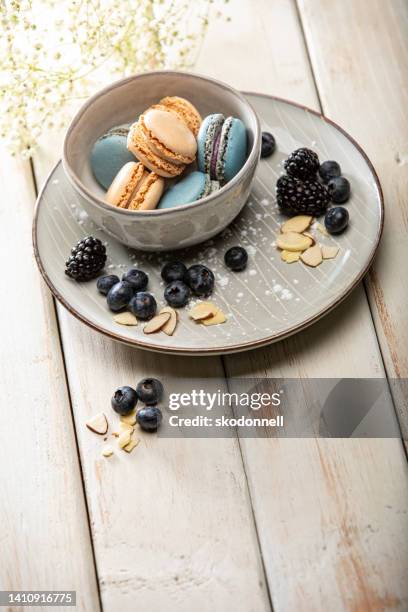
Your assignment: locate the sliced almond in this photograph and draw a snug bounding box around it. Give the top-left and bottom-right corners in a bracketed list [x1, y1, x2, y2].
[159, 307, 178, 336]
[281, 250, 301, 263]
[120, 408, 137, 426]
[281, 215, 312, 234]
[301, 244, 323, 267]
[189, 302, 217, 321]
[201, 307, 227, 326]
[315, 222, 329, 237]
[276, 232, 313, 252]
[86, 412, 108, 435]
[302, 231, 315, 244]
[113, 311, 138, 326]
[124, 438, 140, 453]
[119, 421, 134, 434]
[322, 245, 339, 260]
[102, 446, 113, 457]
[118, 429, 132, 449]
[143, 312, 171, 334]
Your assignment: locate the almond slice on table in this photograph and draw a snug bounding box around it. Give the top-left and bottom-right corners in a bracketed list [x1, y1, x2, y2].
[124, 438, 140, 453]
[159, 307, 178, 336]
[143, 312, 171, 334]
[281, 215, 312, 234]
[102, 446, 114, 458]
[120, 408, 137, 426]
[113, 311, 138, 326]
[86, 412, 108, 435]
[315, 222, 329, 237]
[201, 307, 227, 326]
[189, 302, 217, 321]
[302, 231, 315, 243]
[119, 421, 134, 434]
[321, 245, 340, 260]
[276, 232, 313, 252]
[281, 250, 301, 263]
[118, 429, 132, 449]
[301, 244, 323, 267]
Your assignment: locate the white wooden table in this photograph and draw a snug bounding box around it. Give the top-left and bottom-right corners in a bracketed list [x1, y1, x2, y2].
[1, 1, 408, 610]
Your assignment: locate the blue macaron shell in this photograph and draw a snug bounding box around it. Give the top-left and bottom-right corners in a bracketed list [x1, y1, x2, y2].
[91, 124, 135, 190]
[221, 118, 247, 182]
[158, 172, 210, 209]
[197, 114, 224, 174]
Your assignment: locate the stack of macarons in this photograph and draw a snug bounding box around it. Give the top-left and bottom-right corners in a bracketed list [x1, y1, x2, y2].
[90, 96, 248, 212]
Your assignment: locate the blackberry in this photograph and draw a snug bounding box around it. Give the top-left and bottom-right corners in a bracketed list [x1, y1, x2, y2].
[65, 236, 106, 281]
[284, 148, 319, 180]
[276, 175, 330, 217]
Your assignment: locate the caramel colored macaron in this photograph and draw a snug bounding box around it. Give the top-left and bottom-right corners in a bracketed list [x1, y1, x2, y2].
[128, 108, 197, 178]
[158, 96, 202, 136]
[106, 161, 164, 211]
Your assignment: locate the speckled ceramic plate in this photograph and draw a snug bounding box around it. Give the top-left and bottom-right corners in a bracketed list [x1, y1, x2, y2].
[33, 94, 383, 355]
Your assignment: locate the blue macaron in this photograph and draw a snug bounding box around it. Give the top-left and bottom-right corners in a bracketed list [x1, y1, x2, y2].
[197, 114, 247, 183]
[157, 171, 220, 209]
[90, 124, 135, 190]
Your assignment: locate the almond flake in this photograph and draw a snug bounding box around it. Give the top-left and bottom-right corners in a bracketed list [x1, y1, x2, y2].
[281, 215, 312, 234]
[301, 244, 323, 267]
[281, 250, 301, 263]
[159, 307, 178, 336]
[321, 245, 339, 260]
[143, 312, 171, 334]
[315, 222, 329, 237]
[119, 421, 134, 434]
[302, 231, 315, 244]
[102, 446, 114, 458]
[120, 408, 137, 426]
[276, 232, 313, 252]
[86, 412, 108, 435]
[118, 430, 132, 449]
[124, 438, 140, 453]
[189, 302, 217, 321]
[113, 311, 138, 326]
[201, 307, 227, 326]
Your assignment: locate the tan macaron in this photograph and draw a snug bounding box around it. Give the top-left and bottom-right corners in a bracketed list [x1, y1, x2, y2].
[158, 96, 202, 136]
[106, 161, 164, 211]
[127, 107, 197, 178]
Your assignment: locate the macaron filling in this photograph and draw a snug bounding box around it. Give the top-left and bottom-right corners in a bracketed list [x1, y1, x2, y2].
[210, 129, 222, 180]
[215, 117, 233, 182]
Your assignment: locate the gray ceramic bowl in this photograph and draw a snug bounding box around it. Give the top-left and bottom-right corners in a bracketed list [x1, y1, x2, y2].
[63, 70, 261, 251]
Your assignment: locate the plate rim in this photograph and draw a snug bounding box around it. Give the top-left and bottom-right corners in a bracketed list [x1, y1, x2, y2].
[32, 92, 384, 356]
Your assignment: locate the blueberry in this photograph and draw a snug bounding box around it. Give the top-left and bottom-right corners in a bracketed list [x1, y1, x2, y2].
[129, 292, 157, 320]
[185, 264, 215, 297]
[106, 281, 133, 312]
[324, 206, 349, 234]
[136, 377, 164, 405]
[161, 260, 187, 283]
[96, 274, 120, 295]
[136, 406, 163, 432]
[261, 132, 276, 158]
[318, 160, 341, 183]
[122, 268, 148, 291]
[224, 246, 248, 271]
[164, 280, 191, 308]
[327, 176, 350, 203]
[111, 385, 138, 415]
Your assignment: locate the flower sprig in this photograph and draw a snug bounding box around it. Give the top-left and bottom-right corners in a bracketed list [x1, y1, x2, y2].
[0, 0, 226, 157]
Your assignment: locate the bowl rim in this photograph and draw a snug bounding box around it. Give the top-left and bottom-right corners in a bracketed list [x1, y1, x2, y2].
[62, 69, 261, 217]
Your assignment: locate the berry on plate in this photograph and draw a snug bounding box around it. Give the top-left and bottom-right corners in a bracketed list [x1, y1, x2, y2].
[164, 280, 191, 307]
[284, 148, 319, 180]
[161, 261, 187, 283]
[65, 236, 106, 281]
[97, 274, 120, 295]
[136, 406, 163, 432]
[324, 206, 349, 234]
[224, 246, 248, 271]
[107, 281, 134, 312]
[318, 160, 341, 183]
[129, 292, 157, 320]
[136, 377, 164, 405]
[122, 268, 148, 291]
[185, 264, 215, 296]
[327, 176, 351, 203]
[276, 175, 330, 217]
[111, 386, 138, 415]
[261, 132, 276, 158]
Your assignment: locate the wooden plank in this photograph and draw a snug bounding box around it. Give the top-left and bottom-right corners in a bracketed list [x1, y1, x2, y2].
[297, 0, 408, 433]
[0, 150, 100, 609]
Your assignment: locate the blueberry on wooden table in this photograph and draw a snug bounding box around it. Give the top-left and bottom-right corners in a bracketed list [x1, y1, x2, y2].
[136, 378, 164, 405]
[137, 406, 163, 432]
[111, 386, 138, 415]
